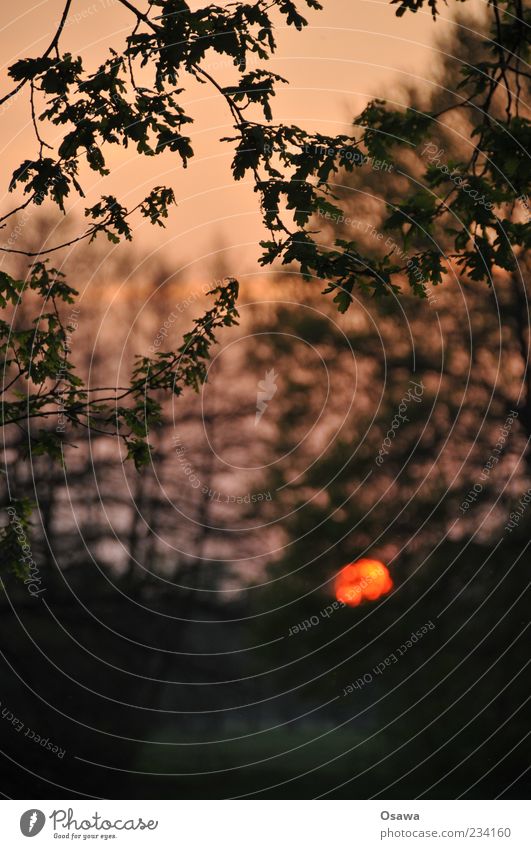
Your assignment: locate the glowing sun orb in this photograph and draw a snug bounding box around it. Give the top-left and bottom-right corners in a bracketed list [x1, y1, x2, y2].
[335, 559, 393, 607]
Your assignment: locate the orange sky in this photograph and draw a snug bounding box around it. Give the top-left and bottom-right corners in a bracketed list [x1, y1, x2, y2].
[0, 0, 477, 279]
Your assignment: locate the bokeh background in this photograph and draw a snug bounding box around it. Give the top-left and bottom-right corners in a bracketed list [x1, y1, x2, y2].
[0, 0, 529, 799]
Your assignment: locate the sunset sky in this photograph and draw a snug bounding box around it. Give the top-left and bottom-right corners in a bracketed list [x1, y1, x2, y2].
[0, 0, 479, 280]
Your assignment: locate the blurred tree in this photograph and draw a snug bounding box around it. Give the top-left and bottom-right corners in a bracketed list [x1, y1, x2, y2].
[247, 13, 530, 662]
[0, 0, 528, 580]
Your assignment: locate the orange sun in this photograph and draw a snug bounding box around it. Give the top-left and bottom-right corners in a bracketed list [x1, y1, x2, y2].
[335, 559, 393, 607]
